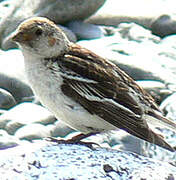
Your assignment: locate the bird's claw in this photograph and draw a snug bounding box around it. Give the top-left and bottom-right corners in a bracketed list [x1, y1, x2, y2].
[45, 137, 100, 149]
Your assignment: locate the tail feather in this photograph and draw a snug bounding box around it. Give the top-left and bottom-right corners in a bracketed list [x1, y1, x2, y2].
[146, 111, 176, 133]
[122, 119, 175, 152]
[143, 111, 176, 152]
[148, 129, 175, 152]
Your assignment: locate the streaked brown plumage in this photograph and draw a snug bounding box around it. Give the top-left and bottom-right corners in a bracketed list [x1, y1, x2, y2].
[12, 17, 176, 152]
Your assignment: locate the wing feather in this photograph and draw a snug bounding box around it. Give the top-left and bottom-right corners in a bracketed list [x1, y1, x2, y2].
[50, 43, 174, 151]
[61, 79, 174, 151]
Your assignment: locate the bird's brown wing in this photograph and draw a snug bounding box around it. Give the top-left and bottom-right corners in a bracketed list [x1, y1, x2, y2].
[53, 43, 174, 151]
[61, 79, 174, 151]
[60, 43, 160, 114]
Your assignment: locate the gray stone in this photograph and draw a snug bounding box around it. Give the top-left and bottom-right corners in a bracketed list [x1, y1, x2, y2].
[160, 34, 176, 47]
[136, 80, 173, 104]
[5, 121, 23, 135]
[151, 14, 176, 38]
[117, 22, 160, 43]
[0, 143, 175, 179]
[109, 130, 144, 155]
[155, 35, 176, 75]
[160, 93, 176, 121]
[86, 0, 176, 30]
[0, 102, 56, 135]
[0, 0, 106, 50]
[15, 123, 52, 141]
[57, 24, 77, 42]
[0, 49, 33, 102]
[50, 121, 74, 137]
[0, 130, 19, 149]
[66, 20, 104, 40]
[0, 109, 6, 115]
[0, 88, 16, 109]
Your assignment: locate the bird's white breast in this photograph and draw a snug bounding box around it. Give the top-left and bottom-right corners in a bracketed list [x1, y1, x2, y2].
[23, 54, 116, 133]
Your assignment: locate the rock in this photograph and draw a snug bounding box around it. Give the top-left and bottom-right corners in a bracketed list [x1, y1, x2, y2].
[0, 0, 106, 50]
[66, 21, 104, 40]
[136, 80, 173, 105]
[0, 102, 56, 135]
[0, 88, 16, 109]
[156, 35, 176, 75]
[87, 0, 176, 29]
[117, 22, 160, 43]
[160, 93, 176, 122]
[0, 73, 33, 103]
[57, 24, 77, 42]
[160, 34, 176, 47]
[151, 14, 176, 38]
[0, 109, 7, 116]
[0, 143, 175, 179]
[0, 49, 33, 102]
[109, 130, 144, 155]
[50, 121, 74, 137]
[15, 123, 52, 141]
[159, 94, 176, 160]
[0, 130, 19, 150]
[78, 26, 176, 85]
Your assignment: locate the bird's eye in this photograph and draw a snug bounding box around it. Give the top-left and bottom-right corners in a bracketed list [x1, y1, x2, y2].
[35, 29, 43, 36]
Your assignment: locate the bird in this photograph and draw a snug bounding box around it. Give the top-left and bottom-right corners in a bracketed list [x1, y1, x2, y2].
[12, 17, 176, 152]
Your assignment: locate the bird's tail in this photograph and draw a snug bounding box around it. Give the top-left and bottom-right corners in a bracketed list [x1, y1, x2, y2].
[147, 129, 175, 152]
[145, 111, 176, 133]
[142, 111, 176, 152]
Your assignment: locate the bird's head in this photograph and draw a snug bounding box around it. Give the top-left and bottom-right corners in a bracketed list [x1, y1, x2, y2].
[12, 17, 69, 58]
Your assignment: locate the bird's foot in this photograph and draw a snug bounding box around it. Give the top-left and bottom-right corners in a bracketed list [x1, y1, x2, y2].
[46, 132, 100, 149]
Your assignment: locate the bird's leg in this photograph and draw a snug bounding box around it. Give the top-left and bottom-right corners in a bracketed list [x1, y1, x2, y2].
[46, 132, 100, 149]
[68, 132, 98, 142]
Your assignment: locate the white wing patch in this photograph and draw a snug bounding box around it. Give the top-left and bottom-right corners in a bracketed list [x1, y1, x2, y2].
[69, 82, 103, 101]
[70, 82, 141, 118]
[51, 60, 141, 118]
[60, 72, 97, 83]
[52, 62, 97, 83]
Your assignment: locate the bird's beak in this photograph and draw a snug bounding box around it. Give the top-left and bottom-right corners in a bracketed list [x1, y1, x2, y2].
[12, 31, 33, 43]
[12, 31, 23, 43]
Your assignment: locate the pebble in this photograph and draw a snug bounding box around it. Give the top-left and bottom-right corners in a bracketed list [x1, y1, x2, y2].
[160, 93, 176, 122]
[136, 80, 173, 104]
[15, 123, 52, 141]
[87, 0, 176, 29]
[0, 102, 56, 135]
[0, 49, 33, 102]
[151, 14, 176, 38]
[66, 21, 104, 40]
[117, 22, 160, 43]
[0, 143, 175, 179]
[57, 24, 77, 42]
[110, 130, 144, 155]
[0, 88, 16, 109]
[0, 130, 19, 150]
[50, 121, 74, 138]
